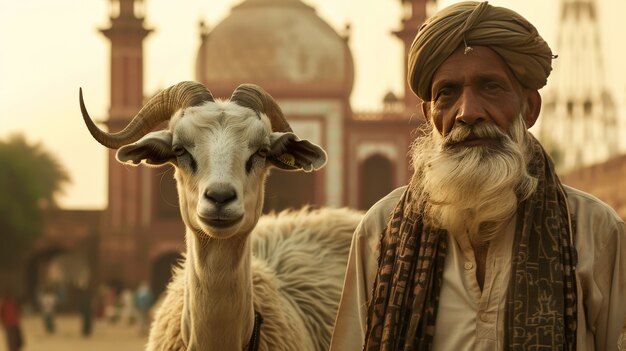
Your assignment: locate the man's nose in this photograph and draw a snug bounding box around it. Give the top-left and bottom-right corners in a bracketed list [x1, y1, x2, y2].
[456, 88, 485, 126]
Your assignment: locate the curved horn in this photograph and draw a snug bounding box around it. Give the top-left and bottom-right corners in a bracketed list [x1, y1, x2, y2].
[230, 84, 292, 133]
[79, 81, 215, 149]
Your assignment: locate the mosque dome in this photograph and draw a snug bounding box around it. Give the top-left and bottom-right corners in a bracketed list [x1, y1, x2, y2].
[195, 0, 354, 98]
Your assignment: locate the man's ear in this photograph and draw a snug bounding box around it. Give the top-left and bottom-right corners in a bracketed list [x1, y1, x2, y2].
[420, 101, 431, 122]
[268, 132, 327, 172]
[523, 90, 542, 128]
[116, 130, 175, 167]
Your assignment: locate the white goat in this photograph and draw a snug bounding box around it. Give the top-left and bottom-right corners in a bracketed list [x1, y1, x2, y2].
[79, 81, 362, 351]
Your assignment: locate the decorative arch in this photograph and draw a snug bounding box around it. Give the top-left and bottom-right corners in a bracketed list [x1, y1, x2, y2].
[356, 142, 399, 163]
[26, 247, 65, 304]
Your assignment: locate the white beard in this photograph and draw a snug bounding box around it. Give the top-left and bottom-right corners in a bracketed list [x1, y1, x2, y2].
[410, 116, 537, 245]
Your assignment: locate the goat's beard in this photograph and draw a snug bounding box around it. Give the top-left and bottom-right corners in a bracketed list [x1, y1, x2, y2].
[410, 115, 537, 245]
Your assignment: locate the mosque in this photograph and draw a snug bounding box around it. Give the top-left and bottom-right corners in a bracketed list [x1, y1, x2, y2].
[19, 0, 427, 302]
[13, 0, 625, 305]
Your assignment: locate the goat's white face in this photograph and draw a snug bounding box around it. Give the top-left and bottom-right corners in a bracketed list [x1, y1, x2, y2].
[114, 101, 326, 240]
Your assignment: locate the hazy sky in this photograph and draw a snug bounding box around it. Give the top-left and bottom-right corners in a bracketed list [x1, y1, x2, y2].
[1, 0, 625, 209]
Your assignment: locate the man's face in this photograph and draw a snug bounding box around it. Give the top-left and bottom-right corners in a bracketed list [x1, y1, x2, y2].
[424, 46, 539, 142]
[413, 45, 541, 242]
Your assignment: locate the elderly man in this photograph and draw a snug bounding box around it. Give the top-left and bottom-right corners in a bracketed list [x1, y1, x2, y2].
[330, 2, 625, 350]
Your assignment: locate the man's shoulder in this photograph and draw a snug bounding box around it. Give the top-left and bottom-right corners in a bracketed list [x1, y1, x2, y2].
[563, 185, 625, 250]
[563, 185, 623, 225]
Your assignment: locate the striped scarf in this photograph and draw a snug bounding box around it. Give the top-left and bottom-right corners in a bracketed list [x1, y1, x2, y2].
[363, 137, 578, 350]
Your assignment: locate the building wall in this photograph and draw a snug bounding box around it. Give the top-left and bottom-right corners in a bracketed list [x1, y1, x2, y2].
[561, 154, 626, 221]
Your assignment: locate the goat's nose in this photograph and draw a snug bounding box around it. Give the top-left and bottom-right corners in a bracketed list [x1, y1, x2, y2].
[204, 186, 237, 206]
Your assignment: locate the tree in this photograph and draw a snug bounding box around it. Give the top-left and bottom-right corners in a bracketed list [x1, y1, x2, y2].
[0, 135, 70, 267]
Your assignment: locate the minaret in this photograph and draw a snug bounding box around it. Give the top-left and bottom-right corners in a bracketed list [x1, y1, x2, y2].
[538, 0, 618, 172]
[392, 0, 435, 113]
[100, 0, 152, 230]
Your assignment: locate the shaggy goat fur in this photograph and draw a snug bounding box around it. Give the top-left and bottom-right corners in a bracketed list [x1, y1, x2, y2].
[147, 206, 362, 351]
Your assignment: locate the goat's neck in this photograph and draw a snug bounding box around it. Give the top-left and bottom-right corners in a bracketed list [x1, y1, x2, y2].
[181, 228, 254, 351]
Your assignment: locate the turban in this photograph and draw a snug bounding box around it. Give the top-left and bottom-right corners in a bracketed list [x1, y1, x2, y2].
[408, 1, 553, 101]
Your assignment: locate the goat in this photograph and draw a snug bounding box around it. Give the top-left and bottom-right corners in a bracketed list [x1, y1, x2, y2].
[79, 81, 362, 351]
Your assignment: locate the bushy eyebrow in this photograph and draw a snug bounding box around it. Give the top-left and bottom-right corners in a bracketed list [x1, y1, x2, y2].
[432, 73, 512, 92]
[432, 79, 460, 93]
[475, 73, 510, 86]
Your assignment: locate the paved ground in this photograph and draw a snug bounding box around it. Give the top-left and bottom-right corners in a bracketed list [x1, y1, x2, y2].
[0, 314, 147, 351]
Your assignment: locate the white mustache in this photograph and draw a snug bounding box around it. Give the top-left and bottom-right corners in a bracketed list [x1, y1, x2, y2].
[442, 123, 508, 148]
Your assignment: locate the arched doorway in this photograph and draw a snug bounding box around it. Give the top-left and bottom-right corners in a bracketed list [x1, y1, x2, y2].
[26, 248, 64, 305]
[263, 170, 317, 212]
[151, 252, 183, 300]
[26, 248, 90, 311]
[359, 154, 394, 210]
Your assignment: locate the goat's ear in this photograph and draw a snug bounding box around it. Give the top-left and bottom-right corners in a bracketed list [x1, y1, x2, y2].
[268, 132, 327, 172]
[116, 130, 175, 167]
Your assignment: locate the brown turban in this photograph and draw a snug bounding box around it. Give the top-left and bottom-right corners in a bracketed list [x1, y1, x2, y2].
[408, 1, 553, 101]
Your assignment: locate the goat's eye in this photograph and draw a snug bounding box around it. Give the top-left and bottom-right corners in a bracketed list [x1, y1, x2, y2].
[246, 147, 269, 174]
[173, 145, 186, 157]
[256, 146, 270, 158]
[173, 145, 197, 172]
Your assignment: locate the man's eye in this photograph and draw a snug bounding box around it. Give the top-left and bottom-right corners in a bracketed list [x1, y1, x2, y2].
[436, 88, 454, 100]
[484, 82, 502, 92]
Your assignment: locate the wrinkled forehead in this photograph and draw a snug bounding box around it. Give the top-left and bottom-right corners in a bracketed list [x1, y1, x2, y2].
[432, 46, 523, 92]
[169, 101, 272, 145]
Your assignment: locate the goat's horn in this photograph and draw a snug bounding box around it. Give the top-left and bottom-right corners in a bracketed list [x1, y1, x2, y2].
[230, 84, 292, 133]
[80, 81, 215, 149]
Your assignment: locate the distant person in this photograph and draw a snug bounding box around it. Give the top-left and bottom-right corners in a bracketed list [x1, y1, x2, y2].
[76, 283, 93, 337]
[103, 285, 118, 323]
[54, 283, 68, 310]
[135, 281, 154, 336]
[38, 287, 57, 334]
[0, 289, 24, 351]
[119, 288, 136, 325]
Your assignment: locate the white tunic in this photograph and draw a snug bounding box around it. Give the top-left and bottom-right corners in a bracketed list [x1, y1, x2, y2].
[330, 185, 626, 351]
